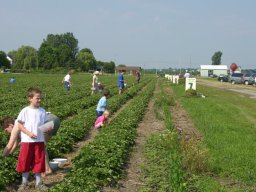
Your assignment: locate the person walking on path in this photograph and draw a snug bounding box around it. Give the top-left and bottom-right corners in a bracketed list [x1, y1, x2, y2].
[117, 71, 125, 94]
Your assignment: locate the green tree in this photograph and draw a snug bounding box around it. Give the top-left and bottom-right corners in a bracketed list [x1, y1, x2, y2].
[38, 43, 57, 69]
[10, 46, 38, 70]
[76, 48, 96, 71]
[8, 50, 17, 66]
[0, 51, 10, 68]
[211, 51, 223, 65]
[103, 61, 116, 73]
[96, 61, 115, 73]
[38, 32, 78, 69]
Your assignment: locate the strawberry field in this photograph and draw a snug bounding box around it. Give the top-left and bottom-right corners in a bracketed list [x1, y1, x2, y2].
[2, 74, 256, 192]
[0, 73, 155, 191]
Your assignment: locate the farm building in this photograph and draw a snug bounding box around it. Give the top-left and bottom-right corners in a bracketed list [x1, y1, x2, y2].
[115, 66, 141, 75]
[200, 65, 228, 77]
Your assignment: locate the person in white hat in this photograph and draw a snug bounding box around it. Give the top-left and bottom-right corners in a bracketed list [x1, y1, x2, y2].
[91, 71, 100, 95]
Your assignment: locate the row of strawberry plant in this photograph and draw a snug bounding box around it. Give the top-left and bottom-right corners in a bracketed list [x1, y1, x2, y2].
[49, 79, 156, 192]
[47, 79, 150, 158]
[0, 85, 117, 150]
[0, 78, 151, 190]
[0, 73, 104, 116]
[140, 79, 186, 192]
[0, 77, 149, 150]
[0, 79, 115, 119]
[0, 74, 147, 119]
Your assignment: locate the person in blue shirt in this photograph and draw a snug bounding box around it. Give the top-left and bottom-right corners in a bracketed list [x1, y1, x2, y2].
[10, 77, 16, 83]
[96, 89, 110, 117]
[117, 72, 125, 94]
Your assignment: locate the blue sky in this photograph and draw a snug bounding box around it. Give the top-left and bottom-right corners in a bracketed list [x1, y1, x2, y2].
[1, 0, 256, 69]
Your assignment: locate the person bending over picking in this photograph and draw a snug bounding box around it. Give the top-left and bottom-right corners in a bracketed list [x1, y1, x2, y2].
[1, 113, 61, 177]
[96, 89, 110, 117]
[94, 110, 110, 129]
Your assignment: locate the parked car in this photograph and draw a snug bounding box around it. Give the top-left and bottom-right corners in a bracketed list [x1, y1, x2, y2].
[243, 73, 256, 85]
[243, 73, 251, 85]
[209, 74, 218, 78]
[229, 73, 243, 84]
[218, 74, 229, 82]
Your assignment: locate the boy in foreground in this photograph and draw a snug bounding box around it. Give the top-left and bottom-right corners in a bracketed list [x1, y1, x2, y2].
[1, 113, 60, 177]
[16, 87, 52, 191]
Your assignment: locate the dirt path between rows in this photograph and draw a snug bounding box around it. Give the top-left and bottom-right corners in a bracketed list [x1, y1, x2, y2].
[171, 101, 202, 140]
[5, 92, 140, 192]
[104, 80, 165, 192]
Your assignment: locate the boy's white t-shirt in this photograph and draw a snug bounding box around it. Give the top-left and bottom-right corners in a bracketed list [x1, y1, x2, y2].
[16, 106, 48, 142]
[64, 74, 71, 82]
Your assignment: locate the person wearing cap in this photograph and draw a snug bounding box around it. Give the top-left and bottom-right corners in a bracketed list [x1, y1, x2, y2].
[91, 71, 100, 95]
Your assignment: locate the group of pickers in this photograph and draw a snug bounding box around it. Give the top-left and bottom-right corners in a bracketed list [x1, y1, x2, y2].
[1, 70, 141, 191]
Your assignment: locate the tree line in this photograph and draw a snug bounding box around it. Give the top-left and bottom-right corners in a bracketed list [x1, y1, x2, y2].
[0, 32, 115, 73]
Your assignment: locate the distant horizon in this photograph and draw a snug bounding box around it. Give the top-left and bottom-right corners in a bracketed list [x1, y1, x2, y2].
[1, 1, 256, 69]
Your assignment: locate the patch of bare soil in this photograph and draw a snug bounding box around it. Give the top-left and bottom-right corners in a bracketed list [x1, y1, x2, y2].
[104, 82, 165, 192]
[171, 101, 202, 140]
[163, 82, 201, 140]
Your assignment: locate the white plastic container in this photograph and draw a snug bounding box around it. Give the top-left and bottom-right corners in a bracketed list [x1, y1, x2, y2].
[49, 161, 59, 170]
[53, 158, 67, 168]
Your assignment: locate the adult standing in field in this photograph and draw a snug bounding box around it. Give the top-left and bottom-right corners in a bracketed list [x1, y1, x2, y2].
[62, 71, 72, 91]
[184, 70, 190, 78]
[91, 71, 100, 95]
[135, 70, 141, 83]
[117, 71, 125, 94]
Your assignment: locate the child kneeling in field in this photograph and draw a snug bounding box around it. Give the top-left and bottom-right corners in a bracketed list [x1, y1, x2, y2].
[94, 110, 110, 129]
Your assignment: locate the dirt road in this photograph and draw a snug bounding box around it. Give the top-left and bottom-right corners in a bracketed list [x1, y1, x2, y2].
[197, 79, 256, 99]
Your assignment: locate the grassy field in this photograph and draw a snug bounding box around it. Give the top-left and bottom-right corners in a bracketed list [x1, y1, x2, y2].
[172, 83, 256, 191]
